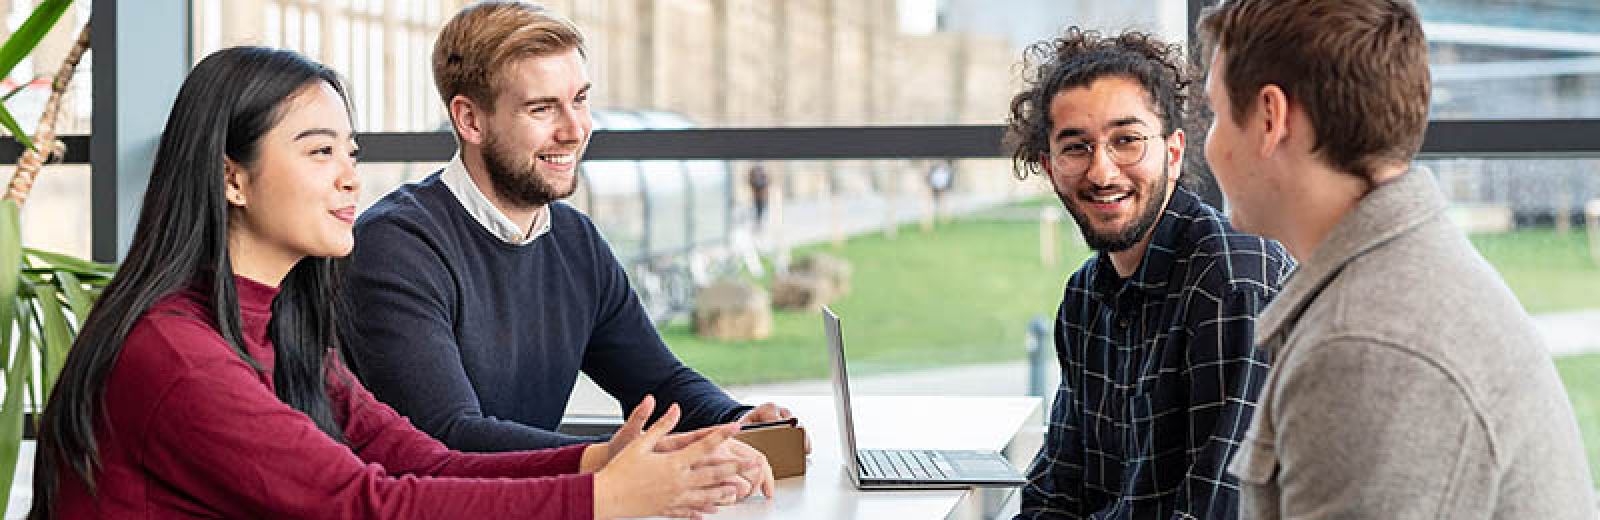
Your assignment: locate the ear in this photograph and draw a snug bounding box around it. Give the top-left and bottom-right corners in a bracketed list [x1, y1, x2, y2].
[1038, 151, 1055, 178]
[450, 95, 487, 147]
[1164, 128, 1185, 179]
[1257, 84, 1291, 159]
[223, 157, 248, 207]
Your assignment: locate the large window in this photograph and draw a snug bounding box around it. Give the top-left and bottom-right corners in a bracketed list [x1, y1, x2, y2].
[191, 0, 457, 132]
[1418, 156, 1600, 483]
[3, 1, 91, 257]
[11, 1, 1595, 499]
[1411, 0, 1600, 484]
[1420, 0, 1600, 119]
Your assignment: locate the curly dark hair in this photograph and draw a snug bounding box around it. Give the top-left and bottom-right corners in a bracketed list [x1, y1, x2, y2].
[1005, 27, 1193, 181]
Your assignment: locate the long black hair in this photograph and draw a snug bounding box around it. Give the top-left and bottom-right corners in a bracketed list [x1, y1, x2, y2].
[30, 46, 353, 518]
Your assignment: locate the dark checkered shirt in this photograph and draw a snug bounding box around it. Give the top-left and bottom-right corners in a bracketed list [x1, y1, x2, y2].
[1019, 187, 1294, 520]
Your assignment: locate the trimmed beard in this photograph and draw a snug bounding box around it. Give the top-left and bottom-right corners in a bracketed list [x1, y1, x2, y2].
[482, 132, 578, 208]
[1058, 161, 1171, 253]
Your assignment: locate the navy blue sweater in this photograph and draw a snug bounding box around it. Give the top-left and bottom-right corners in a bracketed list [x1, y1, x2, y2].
[343, 172, 749, 451]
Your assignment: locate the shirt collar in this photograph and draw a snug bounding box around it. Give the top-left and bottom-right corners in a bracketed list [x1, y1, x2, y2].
[1254, 168, 1445, 349]
[439, 153, 552, 245]
[232, 273, 280, 315]
[1088, 186, 1204, 299]
[232, 273, 279, 351]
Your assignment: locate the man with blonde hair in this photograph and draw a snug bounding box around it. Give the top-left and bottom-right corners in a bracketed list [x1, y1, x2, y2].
[344, 1, 788, 502]
[1199, 0, 1594, 517]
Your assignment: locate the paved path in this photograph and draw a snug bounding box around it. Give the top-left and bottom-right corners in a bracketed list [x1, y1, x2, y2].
[1536, 309, 1600, 357]
[567, 308, 1600, 417]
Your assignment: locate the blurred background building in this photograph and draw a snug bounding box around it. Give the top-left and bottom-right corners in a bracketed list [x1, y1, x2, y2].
[1420, 0, 1600, 227]
[2, 3, 1598, 515]
[8, 0, 1600, 253]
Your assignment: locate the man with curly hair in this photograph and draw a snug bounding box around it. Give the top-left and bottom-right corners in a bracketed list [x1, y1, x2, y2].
[1005, 27, 1293, 519]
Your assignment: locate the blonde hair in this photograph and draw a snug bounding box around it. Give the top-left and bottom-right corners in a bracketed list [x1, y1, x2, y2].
[432, 1, 585, 113]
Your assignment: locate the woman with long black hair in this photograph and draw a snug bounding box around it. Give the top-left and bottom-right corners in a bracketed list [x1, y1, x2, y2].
[28, 46, 744, 519]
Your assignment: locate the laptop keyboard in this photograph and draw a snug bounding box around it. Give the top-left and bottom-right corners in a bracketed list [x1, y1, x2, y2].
[858, 449, 952, 480]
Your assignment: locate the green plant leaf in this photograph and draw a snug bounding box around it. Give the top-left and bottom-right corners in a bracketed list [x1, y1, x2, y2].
[0, 0, 72, 82]
[53, 269, 90, 327]
[1, 292, 25, 368]
[31, 285, 68, 398]
[0, 0, 74, 151]
[0, 201, 20, 388]
[0, 105, 32, 152]
[0, 4, 78, 514]
[13, 296, 32, 386]
[24, 248, 115, 276]
[0, 311, 32, 520]
[18, 299, 37, 438]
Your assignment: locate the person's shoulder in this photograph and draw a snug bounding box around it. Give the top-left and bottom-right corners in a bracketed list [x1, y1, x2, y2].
[547, 200, 588, 221]
[1055, 254, 1105, 315]
[1171, 195, 1294, 295]
[1064, 254, 1099, 290]
[1315, 220, 1537, 362]
[1184, 239, 1293, 299]
[547, 201, 605, 242]
[352, 171, 463, 258]
[548, 200, 593, 224]
[118, 292, 249, 383]
[356, 170, 451, 232]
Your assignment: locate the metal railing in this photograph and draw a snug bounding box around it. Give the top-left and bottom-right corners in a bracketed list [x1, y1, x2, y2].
[12, 119, 1600, 166]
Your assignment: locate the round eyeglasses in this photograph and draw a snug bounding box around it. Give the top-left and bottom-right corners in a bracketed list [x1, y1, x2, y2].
[1052, 134, 1153, 176]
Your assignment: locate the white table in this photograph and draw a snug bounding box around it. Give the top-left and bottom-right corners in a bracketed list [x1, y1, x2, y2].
[706, 395, 1040, 519]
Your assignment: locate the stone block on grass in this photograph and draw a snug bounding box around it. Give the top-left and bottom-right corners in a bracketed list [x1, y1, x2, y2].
[693, 279, 773, 340]
[790, 253, 853, 296]
[771, 273, 833, 311]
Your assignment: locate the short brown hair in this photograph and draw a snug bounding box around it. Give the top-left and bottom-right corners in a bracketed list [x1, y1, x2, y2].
[1005, 28, 1192, 181]
[432, 1, 585, 113]
[1198, 0, 1430, 179]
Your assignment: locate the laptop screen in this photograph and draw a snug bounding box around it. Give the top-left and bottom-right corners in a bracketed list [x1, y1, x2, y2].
[823, 306, 863, 478]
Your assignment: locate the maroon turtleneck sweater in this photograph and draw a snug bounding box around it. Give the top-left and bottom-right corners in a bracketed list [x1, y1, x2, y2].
[52, 275, 595, 518]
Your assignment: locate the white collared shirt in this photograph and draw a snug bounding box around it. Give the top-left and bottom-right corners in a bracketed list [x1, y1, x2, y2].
[438, 153, 551, 245]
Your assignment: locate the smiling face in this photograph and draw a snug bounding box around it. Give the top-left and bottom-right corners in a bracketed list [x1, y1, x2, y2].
[1042, 75, 1184, 253]
[225, 81, 360, 265]
[476, 48, 592, 208]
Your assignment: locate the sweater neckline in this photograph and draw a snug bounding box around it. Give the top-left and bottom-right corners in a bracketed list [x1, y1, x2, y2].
[234, 274, 280, 316]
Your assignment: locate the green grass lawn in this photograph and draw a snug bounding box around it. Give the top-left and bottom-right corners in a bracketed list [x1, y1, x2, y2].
[663, 213, 1600, 387]
[660, 215, 1090, 386]
[1555, 353, 1600, 484]
[655, 206, 1600, 479]
[1468, 229, 1600, 314]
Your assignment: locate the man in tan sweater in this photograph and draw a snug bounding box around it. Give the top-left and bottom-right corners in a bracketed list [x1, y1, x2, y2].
[1196, 0, 1596, 517]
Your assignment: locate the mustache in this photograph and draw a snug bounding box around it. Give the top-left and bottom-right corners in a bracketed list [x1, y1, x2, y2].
[1077, 184, 1137, 197]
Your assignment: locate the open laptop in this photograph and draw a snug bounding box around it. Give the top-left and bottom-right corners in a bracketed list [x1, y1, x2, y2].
[823, 306, 1027, 489]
